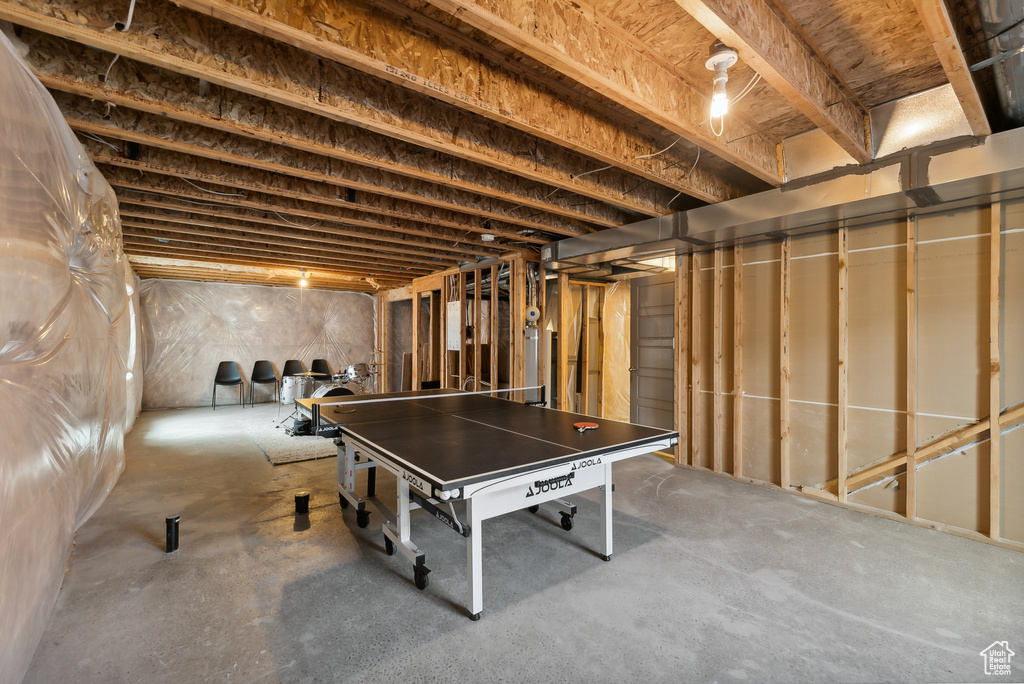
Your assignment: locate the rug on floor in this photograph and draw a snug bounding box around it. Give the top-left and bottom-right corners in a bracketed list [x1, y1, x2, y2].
[242, 416, 337, 465]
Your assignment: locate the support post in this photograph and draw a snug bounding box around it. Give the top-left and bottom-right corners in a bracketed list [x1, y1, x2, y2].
[691, 252, 703, 468]
[838, 227, 849, 502]
[780, 238, 791, 489]
[713, 248, 724, 473]
[674, 253, 690, 466]
[558, 271, 571, 411]
[906, 217, 918, 519]
[989, 202, 1002, 539]
[734, 245, 744, 478]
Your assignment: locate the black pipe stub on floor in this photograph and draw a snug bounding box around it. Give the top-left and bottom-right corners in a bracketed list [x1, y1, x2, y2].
[295, 491, 310, 515]
[165, 515, 180, 553]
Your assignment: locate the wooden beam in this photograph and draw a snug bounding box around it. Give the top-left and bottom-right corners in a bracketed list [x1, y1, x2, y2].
[429, 292, 440, 383]
[674, 253, 690, 467]
[580, 285, 591, 415]
[102, 169, 501, 258]
[474, 270, 483, 392]
[836, 401, 1024, 495]
[423, 0, 781, 185]
[911, 0, 992, 137]
[558, 271, 571, 411]
[63, 100, 589, 240]
[377, 295, 390, 392]
[440, 275, 450, 389]
[780, 238, 791, 489]
[989, 202, 1002, 539]
[412, 291, 422, 391]
[906, 217, 918, 520]
[490, 264, 500, 396]
[86, 144, 535, 243]
[733, 245, 744, 478]
[713, 249, 724, 473]
[513, 256, 527, 402]
[119, 215, 438, 272]
[691, 252, 703, 468]
[458, 271, 468, 391]
[27, 32, 628, 229]
[115, 194, 487, 260]
[173, 0, 747, 205]
[2, 7, 668, 217]
[837, 227, 850, 502]
[676, 0, 871, 163]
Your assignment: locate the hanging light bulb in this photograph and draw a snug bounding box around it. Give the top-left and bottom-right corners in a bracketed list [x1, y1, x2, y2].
[705, 42, 738, 121]
[300, 271, 308, 287]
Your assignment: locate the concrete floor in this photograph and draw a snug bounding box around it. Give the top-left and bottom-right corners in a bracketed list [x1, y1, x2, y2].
[24, 404, 1023, 683]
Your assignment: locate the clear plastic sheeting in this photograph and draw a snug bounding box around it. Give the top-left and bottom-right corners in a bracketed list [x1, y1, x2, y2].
[138, 280, 375, 408]
[0, 31, 140, 684]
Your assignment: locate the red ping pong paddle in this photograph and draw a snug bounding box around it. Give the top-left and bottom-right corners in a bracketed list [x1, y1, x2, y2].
[574, 421, 599, 433]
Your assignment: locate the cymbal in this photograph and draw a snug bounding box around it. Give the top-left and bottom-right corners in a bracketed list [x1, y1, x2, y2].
[295, 371, 328, 377]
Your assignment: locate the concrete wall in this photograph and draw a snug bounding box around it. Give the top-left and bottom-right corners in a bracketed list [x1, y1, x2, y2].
[138, 280, 375, 408]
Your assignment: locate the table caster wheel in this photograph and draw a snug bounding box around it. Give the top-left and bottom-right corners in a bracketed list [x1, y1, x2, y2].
[527, 505, 540, 513]
[339, 494, 349, 510]
[470, 612, 482, 621]
[384, 536, 395, 556]
[414, 565, 430, 590]
[560, 513, 574, 531]
[356, 510, 370, 528]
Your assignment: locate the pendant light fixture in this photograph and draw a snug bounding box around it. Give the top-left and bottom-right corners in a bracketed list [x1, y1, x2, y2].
[705, 42, 738, 135]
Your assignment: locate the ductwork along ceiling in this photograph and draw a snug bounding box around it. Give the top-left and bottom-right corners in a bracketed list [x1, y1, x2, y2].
[0, 0, 1020, 290]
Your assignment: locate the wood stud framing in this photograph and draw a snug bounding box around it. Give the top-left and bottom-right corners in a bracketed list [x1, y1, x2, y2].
[837, 227, 849, 502]
[713, 250, 724, 473]
[906, 217, 918, 520]
[989, 202, 1002, 540]
[691, 252, 703, 469]
[733, 245, 744, 478]
[780, 238, 791, 489]
[674, 253, 690, 466]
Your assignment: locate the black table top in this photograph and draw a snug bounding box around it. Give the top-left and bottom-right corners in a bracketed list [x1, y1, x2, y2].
[316, 389, 677, 489]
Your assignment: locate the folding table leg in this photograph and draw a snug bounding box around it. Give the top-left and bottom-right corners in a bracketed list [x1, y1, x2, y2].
[466, 498, 483, 620]
[600, 462, 613, 561]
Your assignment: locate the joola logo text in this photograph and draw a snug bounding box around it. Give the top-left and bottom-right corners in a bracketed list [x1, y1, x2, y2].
[526, 472, 575, 497]
[571, 457, 602, 471]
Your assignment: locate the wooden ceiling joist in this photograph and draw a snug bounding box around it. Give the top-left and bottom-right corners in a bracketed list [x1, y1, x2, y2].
[85, 143, 559, 244]
[117, 205, 465, 266]
[674, 0, 871, 163]
[1, 0, 675, 217]
[122, 239, 419, 281]
[98, 167, 513, 253]
[58, 94, 599, 239]
[421, 0, 781, 184]
[121, 233, 429, 278]
[115, 196, 487, 261]
[23, 32, 632, 230]
[173, 0, 750, 205]
[130, 266, 383, 292]
[910, 0, 991, 137]
[121, 220, 438, 274]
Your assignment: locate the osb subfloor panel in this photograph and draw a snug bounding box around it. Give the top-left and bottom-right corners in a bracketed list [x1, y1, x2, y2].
[24, 405, 1024, 683]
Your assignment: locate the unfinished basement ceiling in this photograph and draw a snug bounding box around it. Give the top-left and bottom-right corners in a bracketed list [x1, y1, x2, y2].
[0, 0, 1011, 292]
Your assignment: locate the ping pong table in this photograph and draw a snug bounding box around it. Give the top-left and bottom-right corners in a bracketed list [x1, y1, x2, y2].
[298, 388, 677, 620]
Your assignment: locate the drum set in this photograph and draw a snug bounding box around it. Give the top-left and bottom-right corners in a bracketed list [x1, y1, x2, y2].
[280, 362, 377, 404]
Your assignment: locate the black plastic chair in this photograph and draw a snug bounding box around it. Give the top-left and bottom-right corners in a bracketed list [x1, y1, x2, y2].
[311, 358, 332, 376]
[249, 360, 279, 406]
[282, 359, 304, 377]
[213, 361, 243, 410]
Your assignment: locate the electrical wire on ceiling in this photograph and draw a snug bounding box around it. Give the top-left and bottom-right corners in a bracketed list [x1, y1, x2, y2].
[272, 210, 318, 229]
[180, 177, 246, 197]
[79, 131, 120, 152]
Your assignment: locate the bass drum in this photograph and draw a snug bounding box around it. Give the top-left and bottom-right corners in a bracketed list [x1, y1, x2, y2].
[311, 384, 355, 399]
